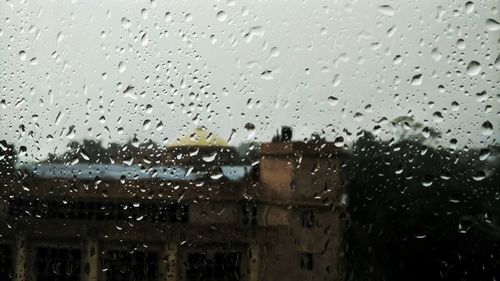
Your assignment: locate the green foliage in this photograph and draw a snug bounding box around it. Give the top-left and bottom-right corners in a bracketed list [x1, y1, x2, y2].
[344, 131, 499, 281]
[236, 141, 260, 163]
[47, 139, 110, 164]
[0, 140, 17, 180]
[391, 116, 441, 145]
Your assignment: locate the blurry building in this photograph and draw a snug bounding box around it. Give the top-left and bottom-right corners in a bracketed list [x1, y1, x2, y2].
[0, 127, 345, 281]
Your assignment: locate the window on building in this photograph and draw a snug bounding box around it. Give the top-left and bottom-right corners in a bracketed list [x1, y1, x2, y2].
[0, 244, 12, 281]
[240, 202, 257, 227]
[8, 198, 189, 223]
[100, 249, 158, 281]
[300, 253, 314, 271]
[301, 209, 315, 228]
[185, 251, 241, 281]
[34, 247, 81, 281]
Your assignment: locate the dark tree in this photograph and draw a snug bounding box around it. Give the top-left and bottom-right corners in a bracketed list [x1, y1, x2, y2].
[0, 140, 18, 181]
[344, 131, 500, 281]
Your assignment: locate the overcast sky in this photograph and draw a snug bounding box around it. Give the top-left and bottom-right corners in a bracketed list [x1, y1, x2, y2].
[1, 0, 498, 161]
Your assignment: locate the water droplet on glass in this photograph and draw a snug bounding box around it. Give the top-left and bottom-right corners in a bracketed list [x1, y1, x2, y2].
[479, 149, 490, 161]
[466, 61, 481, 76]
[485, 19, 500, 31]
[465, 1, 474, 13]
[494, 54, 500, 69]
[19, 51, 26, 61]
[354, 112, 363, 122]
[244, 26, 264, 42]
[141, 32, 149, 46]
[143, 119, 151, 130]
[80, 149, 90, 161]
[432, 111, 444, 123]
[472, 170, 486, 181]
[141, 8, 149, 20]
[328, 96, 338, 107]
[430, 48, 441, 61]
[29, 57, 38, 65]
[203, 152, 217, 163]
[270, 47, 280, 58]
[334, 136, 344, 147]
[210, 172, 223, 180]
[260, 70, 273, 80]
[118, 61, 126, 73]
[57, 32, 64, 44]
[411, 74, 423, 86]
[422, 127, 430, 138]
[216, 11, 227, 22]
[378, 5, 395, 17]
[165, 12, 172, 22]
[422, 175, 433, 187]
[245, 123, 256, 139]
[332, 74, 341, 87]
[475, 91, 487, 102]
[393, 55, 402, 64]
[121, 17, 131, 29]
[481, 121, 493, 136]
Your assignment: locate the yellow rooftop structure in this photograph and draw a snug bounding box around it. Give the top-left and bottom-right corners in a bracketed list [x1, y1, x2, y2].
[170, 127, 228, 147]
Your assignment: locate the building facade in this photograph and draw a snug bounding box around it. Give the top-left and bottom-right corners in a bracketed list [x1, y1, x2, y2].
[0, 129, 345, 281]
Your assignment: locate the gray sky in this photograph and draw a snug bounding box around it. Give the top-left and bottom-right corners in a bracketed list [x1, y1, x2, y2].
[1, 0, 499, 161]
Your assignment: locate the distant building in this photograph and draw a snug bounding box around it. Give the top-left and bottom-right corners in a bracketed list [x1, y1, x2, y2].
[0, 127, 345, 281]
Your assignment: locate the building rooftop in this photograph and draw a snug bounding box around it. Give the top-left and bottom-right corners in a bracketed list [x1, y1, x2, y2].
[170, 127, 229, 147]
[23, 163, 254, 182]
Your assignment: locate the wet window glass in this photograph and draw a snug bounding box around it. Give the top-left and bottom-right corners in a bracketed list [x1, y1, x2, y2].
[0, 0, 498, 280]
